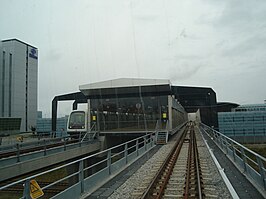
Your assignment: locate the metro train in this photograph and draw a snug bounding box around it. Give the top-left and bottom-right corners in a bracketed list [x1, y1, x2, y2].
[67, 110, 88, 135]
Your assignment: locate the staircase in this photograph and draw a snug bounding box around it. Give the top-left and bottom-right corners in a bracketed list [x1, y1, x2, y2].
[156, 131, 168, 145]
[81, 123, 99, 142]
[81, 131, 99, 142]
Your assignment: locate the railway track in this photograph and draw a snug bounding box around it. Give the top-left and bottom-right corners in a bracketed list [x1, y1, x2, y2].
[0, 181, 69, 198]
[0, 139, 77, 159]
[128, 122, 224, 199]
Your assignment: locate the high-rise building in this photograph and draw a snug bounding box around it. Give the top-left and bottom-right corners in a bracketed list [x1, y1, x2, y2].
[0, 39, 38, 132]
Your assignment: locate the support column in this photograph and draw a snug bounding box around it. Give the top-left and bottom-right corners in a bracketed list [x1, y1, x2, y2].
[52, 97, 58, 132]
[168, 95, 173, 130]
[87, 99, 91, 133]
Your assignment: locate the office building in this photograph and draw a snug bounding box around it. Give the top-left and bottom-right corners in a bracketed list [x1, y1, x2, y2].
[0, 39, 38, 133]
[218, 104, 266, 143]
[36, 116, 68, 136]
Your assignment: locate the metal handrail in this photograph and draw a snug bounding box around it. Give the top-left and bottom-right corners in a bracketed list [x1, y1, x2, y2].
[81, 123, 96, 142]
[0, 132, 156, 199]
[0, 136, 71, 152]
[0, 137, 92, 168]
[201, 123, 266, 161]
[166, 120, 169, 131]
[200, 123, 266, 191]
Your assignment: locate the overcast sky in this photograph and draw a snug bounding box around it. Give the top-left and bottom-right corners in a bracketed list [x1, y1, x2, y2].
[1, 0, 266, 117]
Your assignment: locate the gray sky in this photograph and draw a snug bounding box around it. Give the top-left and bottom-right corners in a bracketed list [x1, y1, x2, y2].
[1, 0, 266, 117]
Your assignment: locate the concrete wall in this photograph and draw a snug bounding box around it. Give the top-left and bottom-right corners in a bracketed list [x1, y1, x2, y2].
[0, 142, 101, 181]
[188, 109, 201, 122]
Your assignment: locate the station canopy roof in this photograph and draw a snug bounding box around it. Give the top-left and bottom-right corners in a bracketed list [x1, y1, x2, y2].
[79, 78, 172, 98]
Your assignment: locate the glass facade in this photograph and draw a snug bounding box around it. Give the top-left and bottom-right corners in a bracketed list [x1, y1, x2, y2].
[91, 96, 166, 131]
[37, 116, 68, 134]
[218, 104, 266, 142]
[90, 95, 186, 132]
[171, 97, 187, 130]
[0, 118, 21, 136]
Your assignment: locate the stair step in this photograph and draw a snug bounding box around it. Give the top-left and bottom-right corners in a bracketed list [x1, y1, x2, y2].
[156, 132, 168, 145]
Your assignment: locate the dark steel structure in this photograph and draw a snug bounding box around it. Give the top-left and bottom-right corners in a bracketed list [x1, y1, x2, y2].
[172, 86, 218, 128]
[52, 79, 218, 131]
[216, 102, 239, 112]
[52, 92, 87, 131]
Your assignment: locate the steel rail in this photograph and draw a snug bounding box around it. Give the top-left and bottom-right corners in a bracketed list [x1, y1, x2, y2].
[184, 126, 203, 199]
[141, 125, 189, 199]
[193, 128, 203, 199]
[184, 129, 193, 199]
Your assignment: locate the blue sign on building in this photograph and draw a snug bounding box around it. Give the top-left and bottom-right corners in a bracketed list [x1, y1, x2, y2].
[29, 48, 38, 59]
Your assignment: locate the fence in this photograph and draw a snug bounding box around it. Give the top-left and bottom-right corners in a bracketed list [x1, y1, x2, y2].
[0, 136, 94, 168]
[0, 132, 156, 199]
[200, 123, 266, 191]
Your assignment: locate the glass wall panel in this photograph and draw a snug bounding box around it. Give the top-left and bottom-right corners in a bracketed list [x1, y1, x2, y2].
[0, 118, 21, 135]
[90, 95, 169, 131]
[171, 98, 186, 130]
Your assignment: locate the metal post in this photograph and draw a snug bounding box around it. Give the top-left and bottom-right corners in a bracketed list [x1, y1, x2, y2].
[214, 131, 218, 141]
[148, 134, 151, 147]
[97, 108, 100, 132]
[213, 131, 218, 140]
[222, 138, 227, 153]
[166, 131, 169, 143]
[43, 140, 47, 156]
[79, 160, 84, 193]
[144, 137, 147, 151]
[124, 143, 128, 164]
[64, 138, 66, 151]
[79, 133, 81, 147]
[152, 133, 155, 146]
[225, 140, 228, 154]
[136, 139, 139, 156]
[240, 147, 247, 172]
[87, 99, 91, 136]
[256, 156, 266, 190]
[23, 179, 31, 199]
[107, 150, 111, 174]
[16, 143, 20, 162]
[219, 136, 223, 150]
[212, 128, 215, 137]
[137, 108, 140, 129]
[231, 141, 236, 162]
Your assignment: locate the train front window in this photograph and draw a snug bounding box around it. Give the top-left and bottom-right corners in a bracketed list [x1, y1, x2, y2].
[68, 111, 85, 129]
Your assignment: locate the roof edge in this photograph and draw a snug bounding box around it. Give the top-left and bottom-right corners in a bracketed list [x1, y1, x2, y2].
[2, 38, 37, 49]
[79, 78, 171, 91]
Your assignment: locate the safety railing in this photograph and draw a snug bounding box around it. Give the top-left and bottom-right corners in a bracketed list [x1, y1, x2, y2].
[0, 132, 156, 199]
[200, 123, 266, 191]
[154, 120, 169, 144]
[81, 123, 97, 142]
[0, 135, 71, 153]
[0, 136, 94, 168]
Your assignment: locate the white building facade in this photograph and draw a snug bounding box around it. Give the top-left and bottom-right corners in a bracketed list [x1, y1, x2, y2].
[0, 39, 38, 132]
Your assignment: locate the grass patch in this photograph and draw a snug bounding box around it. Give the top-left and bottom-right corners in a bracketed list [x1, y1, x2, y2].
[245, 144, 266, 158]
[35, 167, 68, 182]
